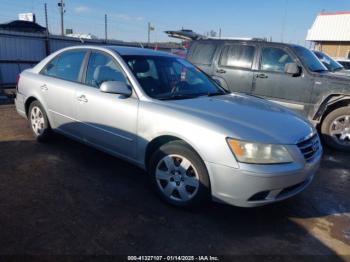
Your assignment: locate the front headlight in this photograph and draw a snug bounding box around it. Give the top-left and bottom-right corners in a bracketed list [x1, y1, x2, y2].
[227, 138, 293, 164]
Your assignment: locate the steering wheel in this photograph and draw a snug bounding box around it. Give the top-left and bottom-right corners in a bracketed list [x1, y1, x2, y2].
[170, 79, 186, 96]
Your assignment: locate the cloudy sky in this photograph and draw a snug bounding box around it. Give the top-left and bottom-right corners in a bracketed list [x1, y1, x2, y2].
[1, 0, 350, 44]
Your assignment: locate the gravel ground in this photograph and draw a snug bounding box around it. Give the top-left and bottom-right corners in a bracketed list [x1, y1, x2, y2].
[0, 104, 349, 258]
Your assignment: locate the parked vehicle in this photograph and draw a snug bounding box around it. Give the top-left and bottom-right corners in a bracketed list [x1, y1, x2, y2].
[336, 58, 350, 70]
[187, 39, 350, 151]
[313, 51, 350, 75]
[15, 46, 321, 208]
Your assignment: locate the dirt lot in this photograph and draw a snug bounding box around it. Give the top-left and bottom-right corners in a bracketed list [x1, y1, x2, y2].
[0, 104, 349, 257]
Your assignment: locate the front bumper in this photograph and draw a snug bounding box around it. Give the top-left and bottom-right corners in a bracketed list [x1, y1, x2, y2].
[206, 146, 322, 207]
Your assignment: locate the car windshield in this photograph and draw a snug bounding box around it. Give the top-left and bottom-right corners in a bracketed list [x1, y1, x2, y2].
[291, 45, 328, 72]
[122, 55, 226, 100]
[314, 51, 344, 72]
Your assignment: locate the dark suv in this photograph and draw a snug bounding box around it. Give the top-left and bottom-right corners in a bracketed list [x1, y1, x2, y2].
[187, 39, 350, 151]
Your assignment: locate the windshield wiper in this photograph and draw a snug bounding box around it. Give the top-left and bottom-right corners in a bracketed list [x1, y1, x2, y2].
[333, 67, 344, 72]
[207, 92, 226, 97]
[158, 90, 227, 100]
[158, 94, 200, 100]
[313, 69, 328, 73]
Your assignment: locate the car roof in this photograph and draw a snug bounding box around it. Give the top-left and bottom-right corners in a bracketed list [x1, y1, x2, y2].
[192, 39, 303, 49]
[59, 45, 175, 58]
[107, 45, 175, 57]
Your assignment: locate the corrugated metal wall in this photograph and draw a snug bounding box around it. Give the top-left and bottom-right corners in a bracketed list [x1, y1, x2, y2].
[0, 31, 46, 86]
[0, 30, 142, 88]
[0, 34, 46, 60]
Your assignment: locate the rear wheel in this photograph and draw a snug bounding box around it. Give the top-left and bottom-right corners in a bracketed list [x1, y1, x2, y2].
[321, 106, 350, 152]
[149, 141, 211, 207]
[28, 101, 52, 142]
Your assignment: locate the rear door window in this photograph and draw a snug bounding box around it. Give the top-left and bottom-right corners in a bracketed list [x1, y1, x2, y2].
[42, 51, 86, 82]
[219, 45, 255, 69]
[189, 43, 217, 65]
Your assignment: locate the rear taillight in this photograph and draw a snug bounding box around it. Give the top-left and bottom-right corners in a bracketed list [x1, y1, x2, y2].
[16, 74, 20, 91]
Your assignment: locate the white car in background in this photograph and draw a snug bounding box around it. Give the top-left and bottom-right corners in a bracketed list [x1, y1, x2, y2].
[336, 58, 350, 71]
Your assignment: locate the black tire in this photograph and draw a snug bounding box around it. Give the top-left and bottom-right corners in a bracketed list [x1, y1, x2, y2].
[28, 100, 52, 142]
[321, 106, 350, 152]
[149, 141, 211, 207]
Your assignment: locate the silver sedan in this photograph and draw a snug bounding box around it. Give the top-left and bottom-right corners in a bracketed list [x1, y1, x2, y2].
[15, 45, 322, 207]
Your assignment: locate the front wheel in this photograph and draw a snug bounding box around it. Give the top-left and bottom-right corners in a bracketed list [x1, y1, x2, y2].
[321, 106, 350, 152]
[149, 141, 211, 207]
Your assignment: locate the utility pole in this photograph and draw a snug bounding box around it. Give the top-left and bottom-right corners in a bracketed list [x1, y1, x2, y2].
[58, 0, 65, 36]
[44, 3, 50, 55]
[147, 22, 154, 47]
[44, 3, 49, 33]
[104, 14, 108, 43]
[219, 28, 222, 39]
[147, 22, 151, 47]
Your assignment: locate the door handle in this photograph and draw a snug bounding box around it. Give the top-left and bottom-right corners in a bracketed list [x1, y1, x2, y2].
[256, 73, 268, 79]
[77, 95, 88, 103]
[40, 84, 48, 91]
[216, 69, 226, 74]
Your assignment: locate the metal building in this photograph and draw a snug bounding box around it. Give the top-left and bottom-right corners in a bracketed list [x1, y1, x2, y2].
[307, 11, 350, 58]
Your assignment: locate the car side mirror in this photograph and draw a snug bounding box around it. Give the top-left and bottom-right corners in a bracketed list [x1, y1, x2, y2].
[284, 62, 301, 76]
[100, 81, 132, 96]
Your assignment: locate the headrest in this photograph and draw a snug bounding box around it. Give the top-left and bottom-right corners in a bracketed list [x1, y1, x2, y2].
[133, 60, 150, 73]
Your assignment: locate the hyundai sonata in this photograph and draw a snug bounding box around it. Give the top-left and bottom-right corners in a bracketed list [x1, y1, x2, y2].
[15, 46, 322, 207]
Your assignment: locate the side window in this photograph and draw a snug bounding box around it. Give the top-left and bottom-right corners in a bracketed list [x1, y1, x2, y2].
[43, 56, 59, 77]
[85, 52, 128, 88]
[345, 62, 350, 69]
[189, 43, 216, 65]
[260, 47, 293, 72]
[219, 45, 255, 69]
[42, 51, 86, 82]
[344, 62, 350, 69]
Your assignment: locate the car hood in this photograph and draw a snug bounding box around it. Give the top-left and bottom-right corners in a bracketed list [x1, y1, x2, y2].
[318, 71, 350, 82]
[165, 93, 314, 144]
[316, 71, 350, 92]
[331, 70, 350, 77]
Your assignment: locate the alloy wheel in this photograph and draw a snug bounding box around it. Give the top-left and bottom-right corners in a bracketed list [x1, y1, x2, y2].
[30, 106, 45, 136]
[329, 115, 350, 146]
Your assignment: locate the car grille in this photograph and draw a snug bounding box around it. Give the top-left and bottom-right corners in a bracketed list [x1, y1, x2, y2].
[297, 134, 320, 162]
